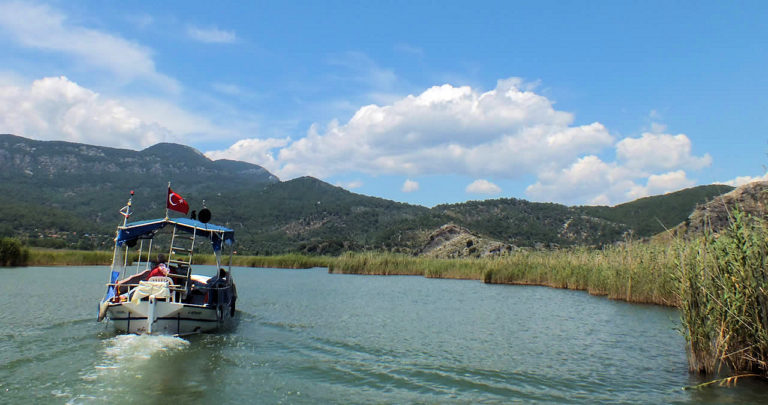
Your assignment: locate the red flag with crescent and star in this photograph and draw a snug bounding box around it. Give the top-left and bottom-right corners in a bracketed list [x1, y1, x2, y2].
[167, 187, 190, 214]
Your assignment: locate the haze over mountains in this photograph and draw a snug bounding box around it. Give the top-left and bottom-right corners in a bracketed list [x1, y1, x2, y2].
[0, 134, 734, 255]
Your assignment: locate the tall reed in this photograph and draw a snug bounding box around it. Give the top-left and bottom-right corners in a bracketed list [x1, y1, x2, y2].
[26, 248, 114, 266]
[677, 211, 768, 375]
[331, 243, 680, 306]
[25, 248, 335, 269]
[193, 253, 333, 269]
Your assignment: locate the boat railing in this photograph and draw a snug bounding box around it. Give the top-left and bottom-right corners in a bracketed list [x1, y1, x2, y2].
[106, 279, 230, 301]
[107, 281, 187, 289]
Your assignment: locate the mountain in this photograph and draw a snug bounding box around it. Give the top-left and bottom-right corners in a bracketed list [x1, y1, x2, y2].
[0, 134, 735, 254]
[0, 134, 278, 248]
[0, 134, 437, 253]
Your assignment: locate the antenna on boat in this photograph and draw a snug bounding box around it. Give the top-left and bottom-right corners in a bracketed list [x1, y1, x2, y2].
[119, 190, 134, 227]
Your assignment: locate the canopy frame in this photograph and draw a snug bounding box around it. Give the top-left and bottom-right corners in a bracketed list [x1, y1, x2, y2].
[116, 217, 234, 252]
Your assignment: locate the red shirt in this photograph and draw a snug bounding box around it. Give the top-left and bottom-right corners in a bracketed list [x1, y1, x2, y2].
[147, 264, 168, 279]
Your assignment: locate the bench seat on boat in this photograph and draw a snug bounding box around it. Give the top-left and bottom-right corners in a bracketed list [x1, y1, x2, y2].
[130, 280, 172, 304]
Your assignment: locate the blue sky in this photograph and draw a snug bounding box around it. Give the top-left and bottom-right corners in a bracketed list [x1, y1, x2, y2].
[0, 1, 765, 207]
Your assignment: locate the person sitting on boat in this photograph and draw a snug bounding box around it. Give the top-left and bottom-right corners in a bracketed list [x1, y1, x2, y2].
[146, 253, 170, 279]
[115, 253, 169, 292]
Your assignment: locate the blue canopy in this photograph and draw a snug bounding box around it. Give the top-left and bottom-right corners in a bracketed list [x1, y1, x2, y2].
[116, 217, 235, 252]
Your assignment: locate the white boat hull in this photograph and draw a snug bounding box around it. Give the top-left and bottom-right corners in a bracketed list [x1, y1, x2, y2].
[106, 299, 235, 335]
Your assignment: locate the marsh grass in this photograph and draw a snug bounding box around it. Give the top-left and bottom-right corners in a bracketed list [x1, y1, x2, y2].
[193, 253, 333, 269]
[27, 248, 115, 266]
[331, 244, 680, 306]
[25, 248, 334, 269]
[677, 211, 768, 376]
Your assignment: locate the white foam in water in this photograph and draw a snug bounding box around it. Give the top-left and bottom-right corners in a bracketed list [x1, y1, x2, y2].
[84, 335, 189, 380]
[68, 335, 190, 404]
[103, 334, 189, 360]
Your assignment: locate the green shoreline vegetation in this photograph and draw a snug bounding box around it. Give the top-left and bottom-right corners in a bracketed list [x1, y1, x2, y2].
[330, 244, 678, 306]
[677, 212, 768, 377]
[13, 240, 679, 306]
[5, 214, 768, 379]
[0, 237, 29, 266]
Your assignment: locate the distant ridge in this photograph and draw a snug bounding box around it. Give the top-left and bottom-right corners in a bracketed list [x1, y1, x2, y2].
[0, 134, 735, 253]
[578, 184, 735, 237]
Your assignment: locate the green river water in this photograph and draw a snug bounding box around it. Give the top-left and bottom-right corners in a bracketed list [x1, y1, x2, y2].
[1, 266, 766, 404]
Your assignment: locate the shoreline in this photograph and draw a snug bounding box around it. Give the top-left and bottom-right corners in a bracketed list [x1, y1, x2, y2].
[21, 246, 679, 307]
[328, 266, 672, 307]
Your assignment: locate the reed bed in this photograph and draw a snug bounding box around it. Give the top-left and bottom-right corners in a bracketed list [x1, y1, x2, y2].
[330, 243, 680, 306]
[677, 211, 768, 376]
[26, 248, 115, 266]
[26, 249, 163, 266]
[24, 248, 334, 269]
[193, 253, 333, 269]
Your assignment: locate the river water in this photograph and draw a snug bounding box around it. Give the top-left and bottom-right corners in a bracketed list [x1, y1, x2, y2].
[1, 266, 766, 404]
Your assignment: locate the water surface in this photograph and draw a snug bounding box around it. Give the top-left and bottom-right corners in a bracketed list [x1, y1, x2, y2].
[1, 266, 765, 403]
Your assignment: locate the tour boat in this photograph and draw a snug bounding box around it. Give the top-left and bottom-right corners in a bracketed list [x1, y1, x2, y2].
[97, 188, 237, 335]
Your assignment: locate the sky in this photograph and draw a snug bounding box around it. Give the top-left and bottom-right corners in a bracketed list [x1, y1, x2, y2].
[0, 1, 766, 207]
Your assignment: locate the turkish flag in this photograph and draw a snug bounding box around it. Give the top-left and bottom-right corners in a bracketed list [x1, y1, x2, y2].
[167, 187, 190, 214]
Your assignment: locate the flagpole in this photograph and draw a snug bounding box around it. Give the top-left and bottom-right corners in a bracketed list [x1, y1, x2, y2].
[165, 181, 170, 220]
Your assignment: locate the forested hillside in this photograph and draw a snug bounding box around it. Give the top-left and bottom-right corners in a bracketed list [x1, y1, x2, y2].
[0, 134, 734, 254]
[578, 184, 735, 237]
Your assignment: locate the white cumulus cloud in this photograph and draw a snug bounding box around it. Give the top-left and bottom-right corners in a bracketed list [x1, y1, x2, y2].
[0, 76, 177, 148]
[211, 78, 613, 181]
[616, 132, 711, 171]
[526, 156, 629, 205]
[205, 137, 290, 172]
[526, 155, 699, 206]
[525, 127, 712, 205]
[717, 173, 768, 187]
[402, 179, 419, 192]
[208, 77, 716, 205]
[466, 179, 501, 195]
[0, 76, 233, 150]
[626, 170, 695, 200]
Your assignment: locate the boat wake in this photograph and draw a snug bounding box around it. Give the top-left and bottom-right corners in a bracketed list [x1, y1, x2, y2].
[68, 335, 190, 403]
[101, 334, 190, 364]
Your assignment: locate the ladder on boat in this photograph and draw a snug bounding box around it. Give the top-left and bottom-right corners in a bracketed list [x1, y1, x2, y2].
[168, 224, 196, 297]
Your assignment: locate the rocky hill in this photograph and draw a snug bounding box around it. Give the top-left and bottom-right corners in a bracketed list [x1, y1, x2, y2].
[417, 224, 513, 258]
[679, 181, 768, 236]
[433, 198, 628, 248]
